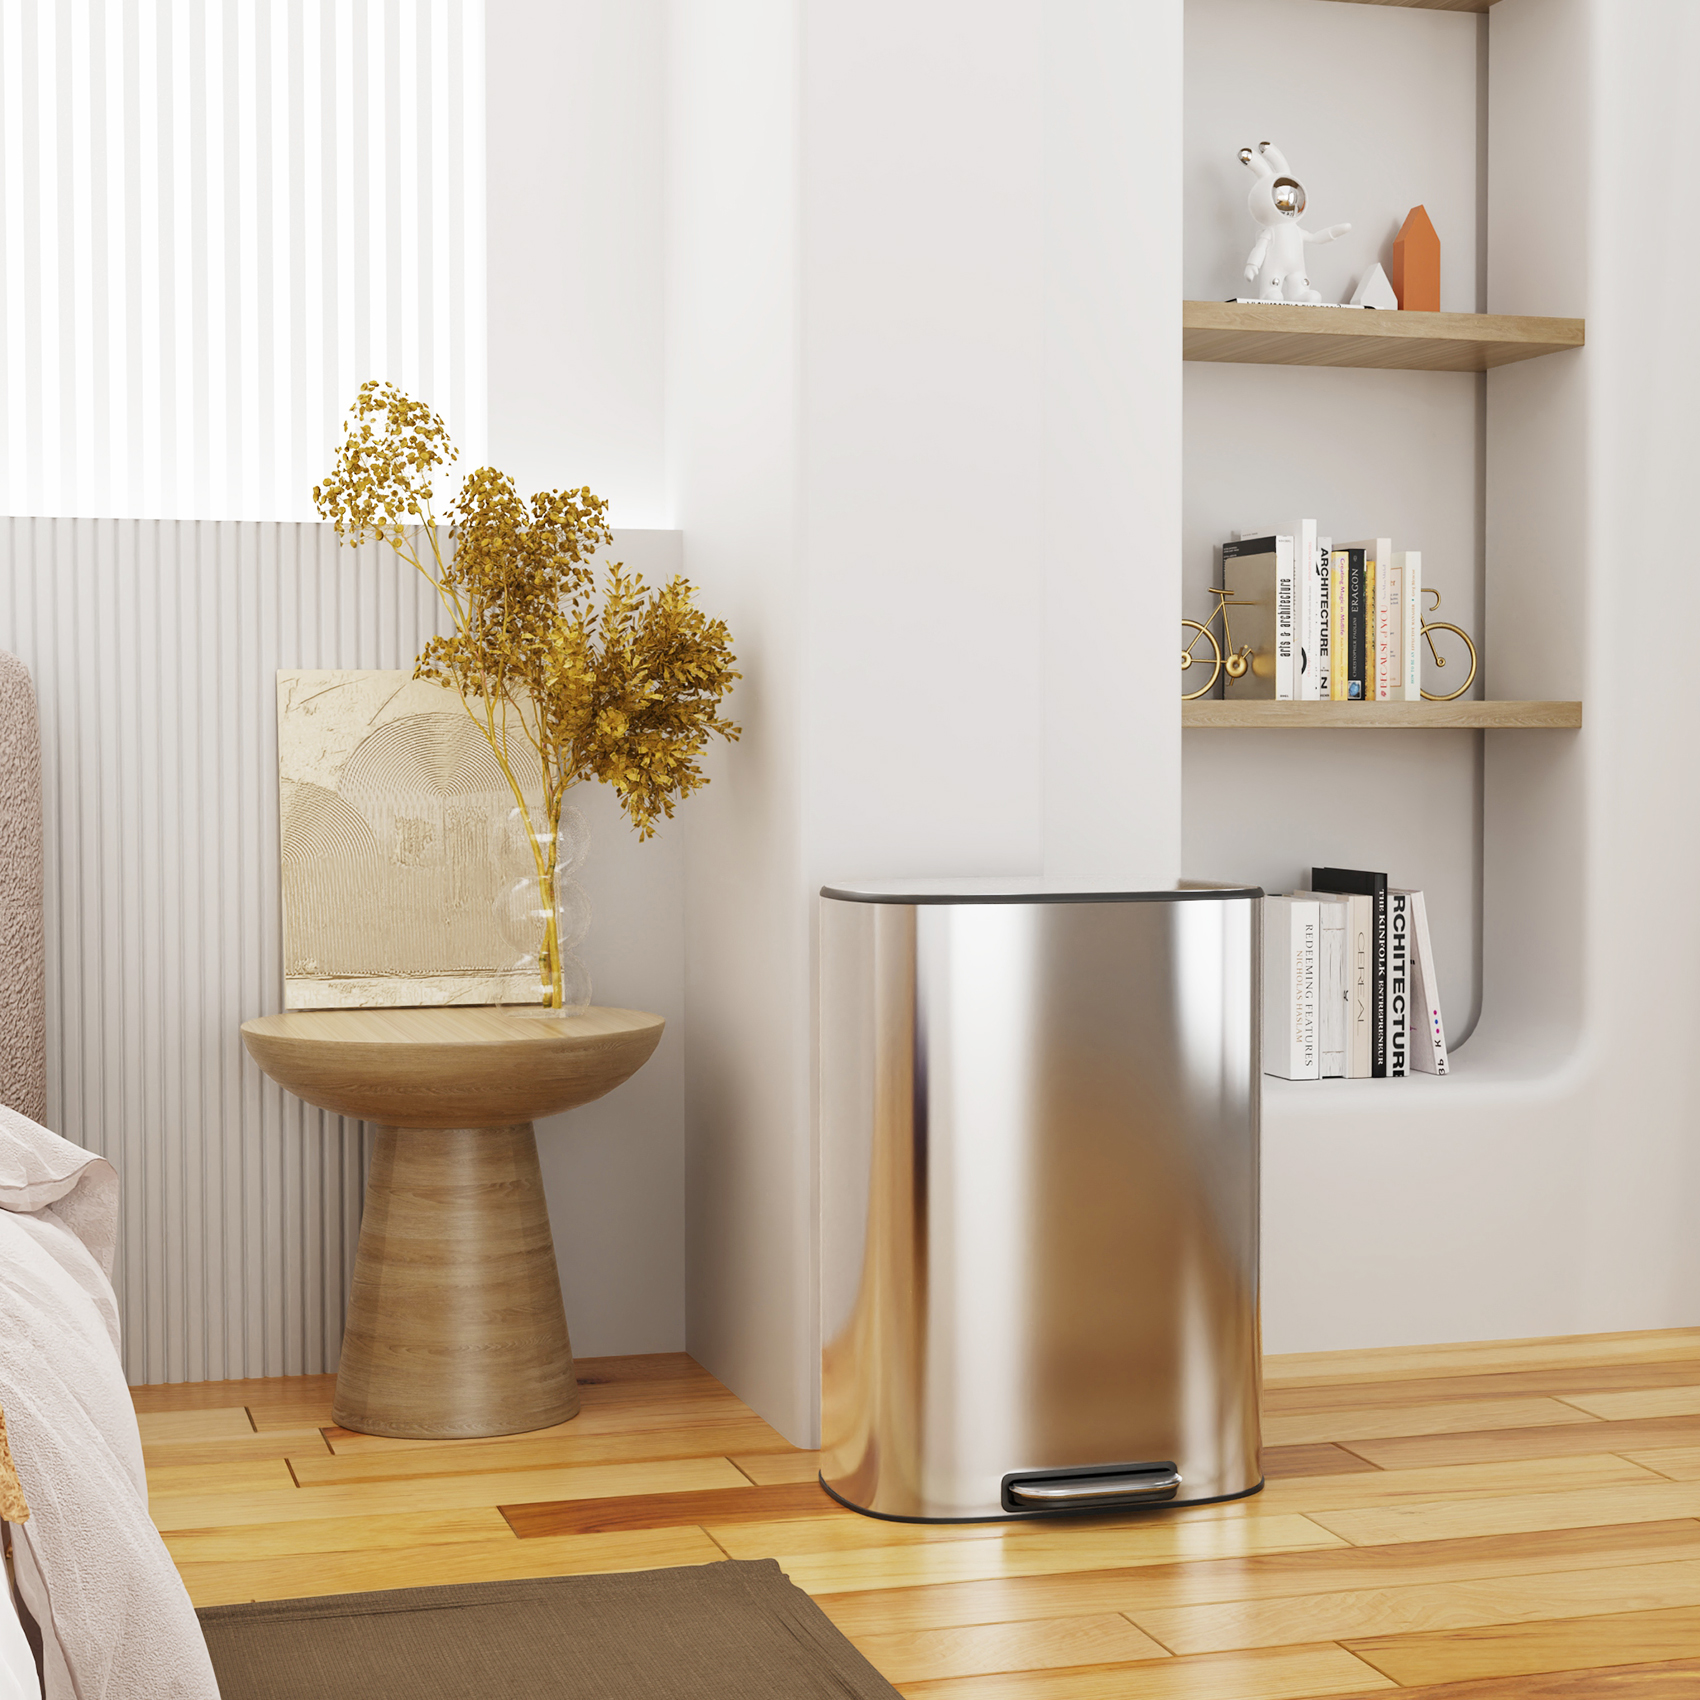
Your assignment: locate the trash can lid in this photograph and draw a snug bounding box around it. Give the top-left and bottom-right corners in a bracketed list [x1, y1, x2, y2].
[819, 877, 1262, 905]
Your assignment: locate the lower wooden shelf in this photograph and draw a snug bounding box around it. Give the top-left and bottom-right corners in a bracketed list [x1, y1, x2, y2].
[1183, 700, 1582, 730]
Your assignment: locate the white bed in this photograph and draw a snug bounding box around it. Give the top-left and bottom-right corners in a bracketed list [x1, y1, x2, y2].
[0, 1106, 218, 1700]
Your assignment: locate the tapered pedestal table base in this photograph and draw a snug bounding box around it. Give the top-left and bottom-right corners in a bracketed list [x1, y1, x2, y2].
[239, 1006, 664, 1440]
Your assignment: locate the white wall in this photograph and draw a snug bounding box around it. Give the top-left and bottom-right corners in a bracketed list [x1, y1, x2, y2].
[669, 0, 1183, 1445]
[1, 0, 487, 521]
[1259, 0, 1700, 1354]
[486, 0, 667, 522]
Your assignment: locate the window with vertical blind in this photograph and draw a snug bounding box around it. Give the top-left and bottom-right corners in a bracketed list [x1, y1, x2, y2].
[0, 0, 486, 522]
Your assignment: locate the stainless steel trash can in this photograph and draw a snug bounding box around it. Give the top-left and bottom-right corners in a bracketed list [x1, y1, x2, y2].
[819, 879, 1262, 1522]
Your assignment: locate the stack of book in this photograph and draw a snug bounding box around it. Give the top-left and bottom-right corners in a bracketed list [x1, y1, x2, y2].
[1220, 525, 1422, 702]
[1264, 868, 1449, 1081]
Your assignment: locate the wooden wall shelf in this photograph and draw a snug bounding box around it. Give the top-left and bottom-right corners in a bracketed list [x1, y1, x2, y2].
[1184, 701, 1583, 731]
[1324, 1, 1490, 12]
[1183, 302, 1584, 373]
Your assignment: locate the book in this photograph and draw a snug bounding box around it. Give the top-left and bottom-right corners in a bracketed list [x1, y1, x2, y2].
[1340, 548, 1367, 699]
[1220, 535, 1297, 700]
[1344, 892, 1373, 1077]
[1263, 896, 1320, 1080]
[1311, 866, 1388, 1077]
[1306, 530, 1332, 702]
[1397, 550, 1423, 701]
[1386, 891, 1411, 1076]
[1291, 892, 1348, 1077]
[1376, 556, 1403, 704]
[1347, 538, 1393, 698]
[1296, 519, 1316, 700]
[1397, 887, 1449, 1074]
[1329, 549, 1349, 701]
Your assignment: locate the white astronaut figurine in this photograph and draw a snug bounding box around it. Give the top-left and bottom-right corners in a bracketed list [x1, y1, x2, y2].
[1239, 141, 1351, 303]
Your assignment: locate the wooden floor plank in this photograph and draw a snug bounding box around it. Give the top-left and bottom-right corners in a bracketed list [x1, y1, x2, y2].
[1131, 1555, 1700, 1657]
[815, 1523, 1700, 1637]
[145, 1459, 295, 1496]
[571, 1352, 715, 1385]
[1311, 1479, 1700, 1547]
[733, 1449, 823, 1484]
[135, 1407, 254, 1443]
[174, 1527, 725, 1609]
[1265, 1359, 1700, 1416]
[147, 1454, 749, 1531]
[501, 1478, 836, 1536]
[1326, 1657, 1700, 1698]
[724, 1515, 1347, 1596]
[292, 1418, 793, 1484]
[1265, 1329, 1700, 1391]
[850, 1614, 1170, 1684]
[894, 1642, 1391, 1699]
[1625, 1448, 1700, 1482]
[318, 1385, 779, 1449]
[1564, 1386, 1700, 1421]
[1251, 1452, 1661, 1515]
[1262, 1443, 1380, 1480]
[1345, 1412, 1700, 1471]
[130, 1374, 336, 1417]
[164, 1507, 512, 1562]
[143, 1429, 333, 1469]
[1345, 1602, 1700, 1686]
[1262, 1395, 1600, 1447]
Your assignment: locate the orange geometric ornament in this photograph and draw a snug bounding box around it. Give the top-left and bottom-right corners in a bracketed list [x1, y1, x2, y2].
[1391, 205, 1440, 312]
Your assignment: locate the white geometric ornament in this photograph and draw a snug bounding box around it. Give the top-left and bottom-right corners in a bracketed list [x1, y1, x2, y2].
[1351, 262, 1399, 311]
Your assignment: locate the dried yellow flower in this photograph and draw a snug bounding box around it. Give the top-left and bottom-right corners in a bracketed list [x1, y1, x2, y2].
[315, 381, 740, 1006]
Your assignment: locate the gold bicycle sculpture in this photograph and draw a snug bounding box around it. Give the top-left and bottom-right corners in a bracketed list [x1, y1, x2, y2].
[1181, 587, 1477, 701]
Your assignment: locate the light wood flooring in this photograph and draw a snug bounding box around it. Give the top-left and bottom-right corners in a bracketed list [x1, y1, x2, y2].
[138, 1328, 1700, 1697]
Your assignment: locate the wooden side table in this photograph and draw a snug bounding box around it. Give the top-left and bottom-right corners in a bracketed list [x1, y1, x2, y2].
[239, 1006, 663, 1440]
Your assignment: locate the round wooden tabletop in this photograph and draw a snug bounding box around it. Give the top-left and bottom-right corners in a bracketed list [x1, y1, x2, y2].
[240, 1005, 665, 1128]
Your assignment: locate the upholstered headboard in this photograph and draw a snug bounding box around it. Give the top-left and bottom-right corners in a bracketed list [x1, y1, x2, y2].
[0, 653, 45, 1123]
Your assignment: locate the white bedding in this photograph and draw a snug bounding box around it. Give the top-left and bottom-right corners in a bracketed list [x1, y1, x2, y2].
[0, 1105, 218, 1699]
[2, 1552, 39, 1700]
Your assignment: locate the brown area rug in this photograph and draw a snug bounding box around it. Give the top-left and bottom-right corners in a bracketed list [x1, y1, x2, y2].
[197, 1559, 900, 1699]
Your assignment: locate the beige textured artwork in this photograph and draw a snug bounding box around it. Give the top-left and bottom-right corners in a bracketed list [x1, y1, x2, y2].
[278, 670, 546, 1009]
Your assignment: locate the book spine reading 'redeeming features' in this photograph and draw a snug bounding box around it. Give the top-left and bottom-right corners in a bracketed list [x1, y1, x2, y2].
[1387, 891, 1410, 1077]
[1312, 866, 1388, 1077]
[1398, 887, 1449, 1074]
[1292, 891, 1347, 1077]
[1263, 896, 1320, 1080]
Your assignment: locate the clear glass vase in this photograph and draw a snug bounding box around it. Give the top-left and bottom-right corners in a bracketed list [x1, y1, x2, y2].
[497, 804, 592, 1015]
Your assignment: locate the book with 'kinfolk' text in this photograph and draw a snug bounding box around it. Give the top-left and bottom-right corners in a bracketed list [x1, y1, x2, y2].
[1386, 890, 1411, 1077]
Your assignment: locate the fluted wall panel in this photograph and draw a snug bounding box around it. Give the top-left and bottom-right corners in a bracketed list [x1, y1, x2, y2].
[0, 0, 486, 522]
[0, 517, 452, 1384]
